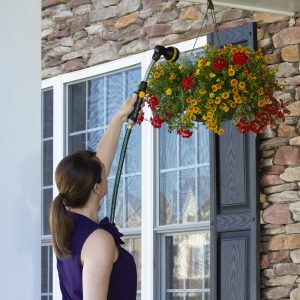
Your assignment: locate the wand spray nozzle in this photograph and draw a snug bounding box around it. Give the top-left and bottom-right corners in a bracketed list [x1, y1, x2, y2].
[152, 45, 180, 62]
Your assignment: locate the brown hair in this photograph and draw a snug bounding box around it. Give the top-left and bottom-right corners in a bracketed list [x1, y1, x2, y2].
[50, 150, 103, 259]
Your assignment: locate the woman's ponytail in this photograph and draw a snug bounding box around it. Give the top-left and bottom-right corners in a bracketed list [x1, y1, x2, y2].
[50, 193, 74, 259]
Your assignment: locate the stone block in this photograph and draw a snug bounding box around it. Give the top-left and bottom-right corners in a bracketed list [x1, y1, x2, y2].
[69, 0, 92, 8]
[73, 4, 92, 15]
[264, 286, 293, 299]
[262, 165, 285, 175]
[266, 21, 289, 34]
[179, 6, 202, 21]
[42, 66, 61, 79]
[286, 222, 300, 234]
[156, 10, 179, 23]
[290, 201, 300, 221]
[286, 101, 300, 117]
[53, 10, 73, 21]
[273, 27, 300, 48]
[139, 9, 152, 20]
[283, 75, 300, 87]
[276, 62, 300, 78]
[48, 46, 71, 57]
[282, 45, 300, 63]
[263, 204, 291, 224]
[146, 23, 171, 38]
[274, 146, 300, 165]
[266, 275, 297, 286]
[142, 0, 166, 10]
[88, 41, 120, 66]
[264, 183, 299, 195]
[60, 37, 74, 47]
[42, 19, 55, 30]
[254, 12, 289, 24]
[90, 7, 118, 22]
[290, 136, 300, 146]
[261, 254, 269, 269]
[219, 18, 249, 31]
[265, 49, 282, 65]
[275, 262, 300, 275]
[280, 167, 300, 182]
[118, 0, 141, 16]
[62, 58, 86, 72]
[42, 0, 66, 9]
[278, 123, 299, 138]
[258, 38, 273, 51]
[70, 14, 90, 35]
[261, 175, 285, 187]
[215, 9, 252, 24]
[260, 138, 289, 151]
[119, 25, 145, 44]
[269, 191, 300, 204]
[261, 149, 275, 158]
[269, 250, 290, 263]
[101, 0, 120, 6]
[114, 12, 142, 30]
[291, 249, 300, 263]
[42, 28, 54, 39]
[291, 288, 300, 300]
[119, 39, 149, 56]
[268, 234, 287, 250]
[85, 24, 103, 35]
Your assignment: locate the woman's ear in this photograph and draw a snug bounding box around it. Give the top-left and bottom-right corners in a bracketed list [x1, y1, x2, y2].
[93, 182, 103, 195]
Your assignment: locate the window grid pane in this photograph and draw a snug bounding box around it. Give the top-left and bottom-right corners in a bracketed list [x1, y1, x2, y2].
[41, 88, 54, 299]
[66, 67, 142, 231]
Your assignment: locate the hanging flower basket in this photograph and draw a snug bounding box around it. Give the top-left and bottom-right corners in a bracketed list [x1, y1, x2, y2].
[143, 44, 290, 138]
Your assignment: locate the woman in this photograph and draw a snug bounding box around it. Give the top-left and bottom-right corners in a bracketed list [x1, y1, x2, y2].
[50, 95, 138, 300]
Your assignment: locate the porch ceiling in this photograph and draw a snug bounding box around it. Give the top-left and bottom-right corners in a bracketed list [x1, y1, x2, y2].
[207, 0, 300, 16]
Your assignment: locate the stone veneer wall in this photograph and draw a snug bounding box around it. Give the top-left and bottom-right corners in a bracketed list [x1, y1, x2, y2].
[42, 1, 300, 299]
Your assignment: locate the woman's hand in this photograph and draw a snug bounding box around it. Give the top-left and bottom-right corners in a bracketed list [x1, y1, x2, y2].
[115, 94, 138, 123]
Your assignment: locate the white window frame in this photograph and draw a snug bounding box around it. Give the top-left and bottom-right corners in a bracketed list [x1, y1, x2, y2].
[41, 36, 207, 300]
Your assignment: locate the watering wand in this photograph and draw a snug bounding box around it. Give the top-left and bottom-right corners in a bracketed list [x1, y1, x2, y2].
[109, 45, 180, 223]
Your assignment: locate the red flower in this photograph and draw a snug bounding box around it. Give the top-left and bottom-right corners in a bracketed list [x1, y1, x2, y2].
[232, 52, 249, 66]
[212, 58, 228, 71]
[177, 128, 193, 138]
[147, 95, 159, 111]
[150, 114, 164, 128]
[181, 76, 196, 91]
[136, 111, 144, 125]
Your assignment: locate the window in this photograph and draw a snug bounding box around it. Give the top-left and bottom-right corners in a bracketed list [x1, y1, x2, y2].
[156, 124, 210, 300]
[42, 36, 209, 300]
[41, 88, 54, 300]
[66, 67, 142, 298]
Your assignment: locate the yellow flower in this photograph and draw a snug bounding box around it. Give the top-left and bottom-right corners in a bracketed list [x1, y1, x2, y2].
[178, 64, 184, 70]
[230, 102, 237, 108]
[209, 92, 215, 98]
[212, 85, 218, 92]
[208, 99, 214, 105]
[166, 88, 172, 96]
[207, 112, 214, 119]
[191, 99, 197, 106]
[199, 89, 206, 95]
[217, 49, 222, 55]
[206, 61, 211, 67]
[220, 103, 229, 112]
[258, 100, 265, 107]
[218, 128, 224, 135]
[154, 72, 160, 79]
[222, 92, 230, 99]
[195, 69, 200, 75]
[228, 69, 235, 76]
[239, 82, 246, 90]
[257, 88, 264, 95]
[233, 94, 241, 102]
[216, 83, 221, 89]
[193, 107, 200, 113]
[209, 72, 216, 78]
[232, 87, 238, 94]
[215, 97, 221, 104]
[169, 72, 176, 80]
[202, 116, 207, 121]
[216, 79, 221, 83]
[231, 79, 238, 86]
[211, 107, 216, 113]
[157, 63, 161, 68]
[160, 69, 164, 75]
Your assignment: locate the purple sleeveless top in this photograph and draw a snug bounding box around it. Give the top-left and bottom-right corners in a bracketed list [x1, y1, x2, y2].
[57, 212, 137, 300]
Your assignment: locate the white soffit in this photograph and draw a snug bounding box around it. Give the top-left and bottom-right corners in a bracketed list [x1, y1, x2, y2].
[192, 0, 300, 16]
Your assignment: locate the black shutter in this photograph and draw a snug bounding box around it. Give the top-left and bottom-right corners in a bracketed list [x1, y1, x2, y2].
[208, 23, 260, 300]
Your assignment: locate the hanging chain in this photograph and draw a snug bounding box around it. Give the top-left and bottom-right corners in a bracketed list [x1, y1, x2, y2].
[191, 0, 221, 55]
